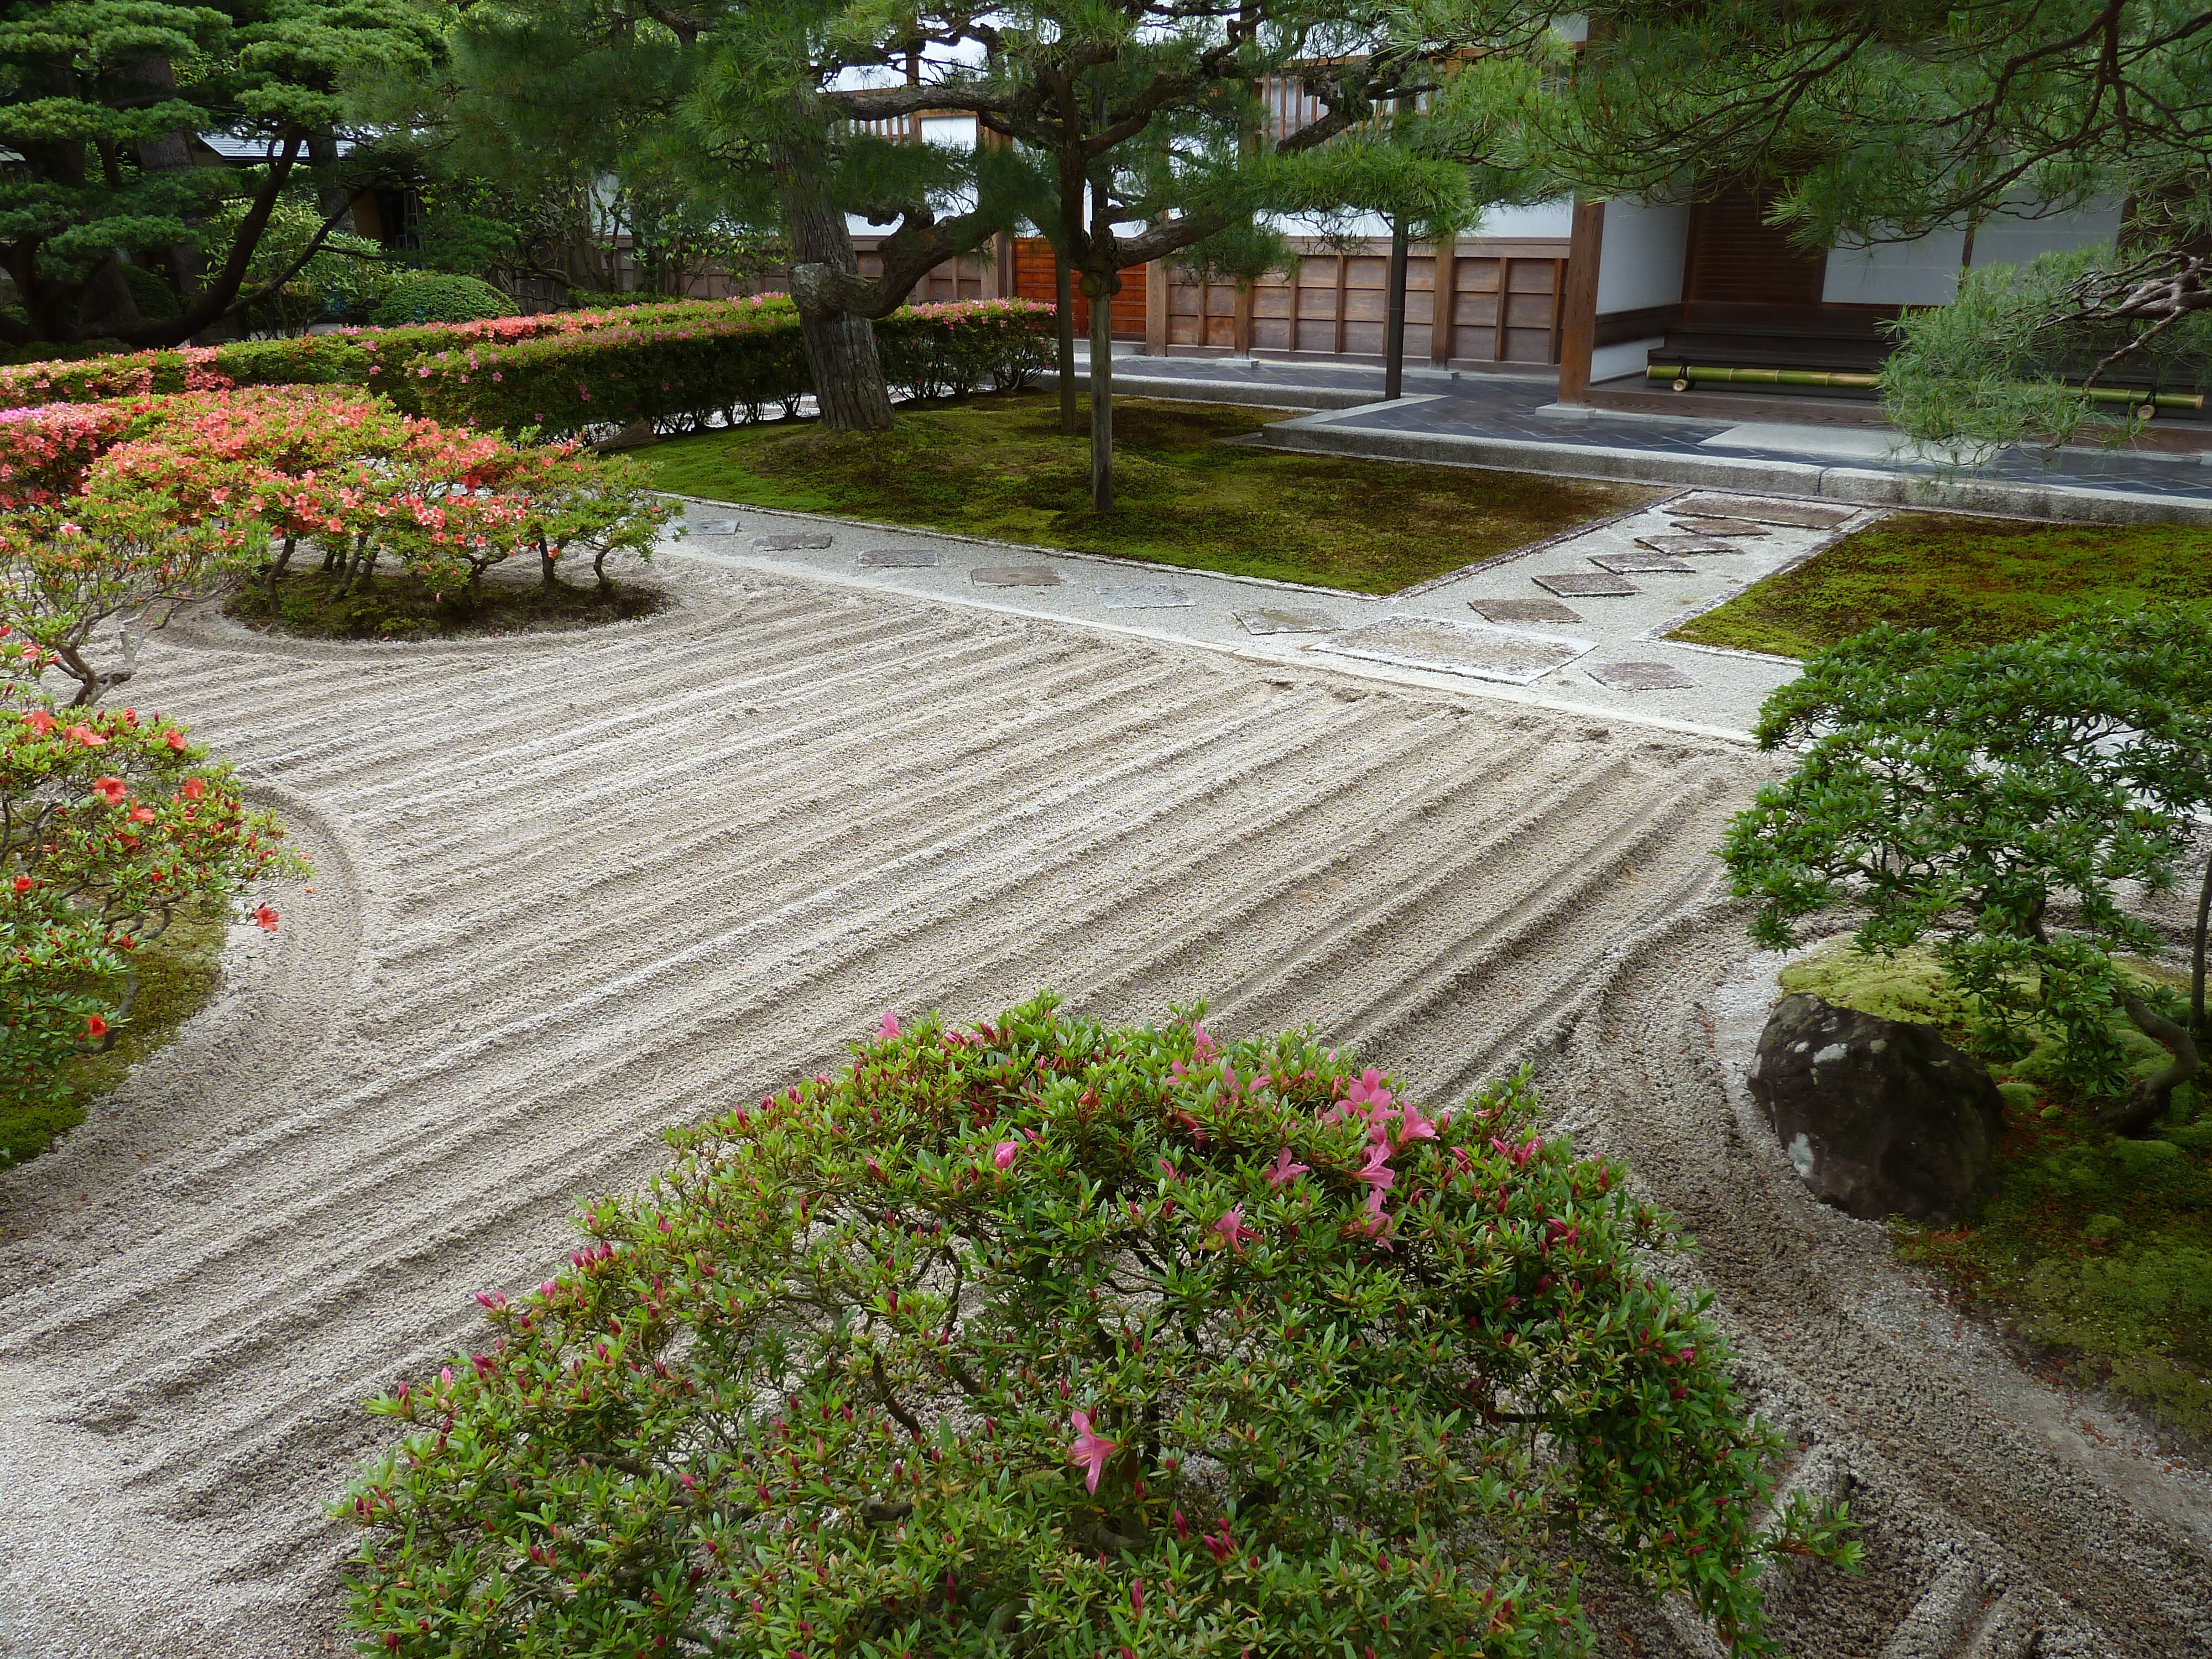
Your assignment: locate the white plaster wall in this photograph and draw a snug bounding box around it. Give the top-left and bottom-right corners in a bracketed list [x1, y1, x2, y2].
[1969, 200, 2124, 268]
[1593, 199, 1689, 315]
[1590, 338, 1663, 383]
[1473, 200, 1575, 239]
[1822, 229, 1967, 306]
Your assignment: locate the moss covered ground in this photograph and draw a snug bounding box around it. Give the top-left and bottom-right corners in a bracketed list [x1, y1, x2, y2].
[636, 391, 1657, 594]
[0, 905, 228, 1170]
[1673, 510, 2212, 657]
[1783, 943, 2212, 1436]
[228, 570, 664, 641]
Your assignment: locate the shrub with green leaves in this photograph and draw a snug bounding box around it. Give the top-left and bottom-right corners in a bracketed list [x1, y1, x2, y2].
[338, 997, 1856, 1658]
[0, 705, 305, 1140]
[371, 274, 520, 327]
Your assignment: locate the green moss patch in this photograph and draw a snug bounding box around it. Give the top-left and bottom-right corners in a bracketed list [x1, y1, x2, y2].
[1783, 941, 2211, 1436]
[0, 904, 228, 1170]
[1673, 511, 2212, 658]
[227, 569, 665, 641]
[637, 392, 1657, 594]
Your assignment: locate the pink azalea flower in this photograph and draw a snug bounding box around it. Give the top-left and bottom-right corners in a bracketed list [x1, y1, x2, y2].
[1394, 1100, 1438, 1149]
[992, 1140, 1020, 1170]
[1265, 1145, 1309, 1188]
[1344, 1067, 1394, 1114]
[878, 1009, 901, 1040]
[1350, 1142, 1396, 1192]
[1212, 1205, 1258, 1253]
[1191, 1022, 1217, 1061]
[1201, 1518, 1234, 1562]
[1067, 1409, 1118, 1492]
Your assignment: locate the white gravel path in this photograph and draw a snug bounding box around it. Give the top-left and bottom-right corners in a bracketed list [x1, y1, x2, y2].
[0, 554, 2201, 1658]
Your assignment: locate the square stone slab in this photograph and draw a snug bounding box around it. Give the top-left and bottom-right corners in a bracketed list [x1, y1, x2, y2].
[1534, 572, 1640, 598]
[1673, 494, 1855, 529]
[690, 518, 740, 535]
[1310, 617, 1589, 685]
[1099, 583, 1194, 609]
[1668, 515, 1771, 537]
[1235, 606, 1342, 635]
[1468, 596, 1584, 626]
[857, 547, 940, 568]
[971, 564, 1061, 588]
[754, 531, 833, 552]
[1587, 660, 1699, 692]
[1593, 551, 1697, 575]
[1635, 534, 1738, 557]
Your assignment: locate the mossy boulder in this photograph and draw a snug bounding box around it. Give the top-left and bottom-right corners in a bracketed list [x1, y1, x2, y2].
[1750, 991, 2005, 1224]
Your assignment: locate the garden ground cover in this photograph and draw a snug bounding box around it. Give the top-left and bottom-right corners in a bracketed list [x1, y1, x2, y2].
[636, 391, 1658, 592]
[1778, 942, 2212, 1437]
[1671, 509, 2212, 656]
[226, 568, 666, 640]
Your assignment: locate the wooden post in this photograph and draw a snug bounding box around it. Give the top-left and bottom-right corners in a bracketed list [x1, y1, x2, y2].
[1333, 253, 1349, 356]
[1493, 257, 1514, 362]
[1431, 240, 1456, 364]
[1383, 217, 1409, 398]
[1144, 259, 1167, 356]
[1232, 279, 1254, 355]
[1556, 199, 1605, 403]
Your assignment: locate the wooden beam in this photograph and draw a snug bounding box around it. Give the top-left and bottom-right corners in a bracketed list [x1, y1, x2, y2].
[1333, 253, 1348, 356]
[1494, 257, 1513, 362]
[1555, 199, 1606, 402]
[1431, 241, 1455, 364]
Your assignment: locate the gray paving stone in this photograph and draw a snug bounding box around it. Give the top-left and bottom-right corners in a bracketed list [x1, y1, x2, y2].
[755, 532, 834, 552]
[1234, 606, 1342, 635]
[1673, 494, 1856, 528]
[1098, 583, 1194, 609]
[857, 547, 940, 568]
[1468, 596, 1584, 626]
[1311, 617, 1589, 685]
[1535, 572, 1640, 597]
[1587, 660, 1699, 691]
[1669, 515, 1772, 537]
[690, 518, 741, 535]
[971, 564, 1062, 588]
[1634, 534, 1739, 557]
[1593, 551, 1698, 574]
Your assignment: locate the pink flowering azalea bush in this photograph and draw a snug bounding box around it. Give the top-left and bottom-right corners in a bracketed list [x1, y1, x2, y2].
[0, 705, 306, 1147]
[338, 996, 1857, 1658]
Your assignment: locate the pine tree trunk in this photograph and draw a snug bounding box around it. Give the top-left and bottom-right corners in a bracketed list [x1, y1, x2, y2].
[1089, 275, 1114, 513]
[1056, 251, 1078, 434]
[774, 148, 894, 433]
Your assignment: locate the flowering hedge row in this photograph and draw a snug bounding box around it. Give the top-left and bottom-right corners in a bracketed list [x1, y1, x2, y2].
[0, 295, 1057, 437]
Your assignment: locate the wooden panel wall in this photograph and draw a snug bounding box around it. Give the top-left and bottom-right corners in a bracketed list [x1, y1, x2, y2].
[1010, 239, 1149, 337]
[1164, 243, 1569, 366]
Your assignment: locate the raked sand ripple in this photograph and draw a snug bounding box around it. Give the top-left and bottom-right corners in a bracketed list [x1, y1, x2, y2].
[0, 555, 2200, 1657]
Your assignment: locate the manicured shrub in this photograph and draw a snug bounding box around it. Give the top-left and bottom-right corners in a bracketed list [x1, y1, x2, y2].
[0, 403, 134, 508]
[0, 705, 303, 1126]
[338, 998, 1857, 1658]
[371, 274, 519, 327]
[879, 298, 1056, 399]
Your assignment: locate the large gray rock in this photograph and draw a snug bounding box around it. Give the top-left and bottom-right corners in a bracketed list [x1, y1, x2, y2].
[1749, 992, 2004, 1225]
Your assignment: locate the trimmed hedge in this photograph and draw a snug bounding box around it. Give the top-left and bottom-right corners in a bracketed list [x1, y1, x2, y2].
[369, 274, 517, 326]
[0, 295, 1053, 437]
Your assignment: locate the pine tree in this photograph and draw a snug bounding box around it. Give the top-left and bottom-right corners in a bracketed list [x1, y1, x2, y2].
[0, 0, 435, 348]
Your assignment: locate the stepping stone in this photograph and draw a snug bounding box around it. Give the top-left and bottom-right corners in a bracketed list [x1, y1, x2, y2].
[857, 547, 939, 568]
[1535, 572, 1640, 598]
[1468, 596, 1583, 626]
[690, 518, 740, 535]
[971, 564, 1061, 588]
[1235, 606, 1342, 635]
[1099, 583, 1193, 609]
[1310, 617, 1590, 685]
[1673, 494, 1855, 529]
[1635, 534, 1737, 557]
[754, 531, 833, 552]
[1593, 551, 1697, 575]
[1587, 660, 1698, 692]
[1669, 515, 1771, 537]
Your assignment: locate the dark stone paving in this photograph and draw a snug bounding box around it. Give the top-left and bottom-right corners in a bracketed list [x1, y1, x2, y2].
[1097, 354, 2212, 507]
[690, 519, 741, 535]
[755, 532, 833, 552]
[1235, 606, 1342, 635]
[1669, 515, 1772, 537]
[1634, 534, 1738, 557]
[1588, 660, 1700, 692]
[1468, 596, 1584, 626]
[1679, 494, 1857, 528]
[1593, 551, 1697, 574]
[857, 547, 940, 568]
[1099, 583, 1195, 609]
[971, 565, 1062, 588]
[1315, 617, 1587, 683]
[1536, 572, 1641, 598]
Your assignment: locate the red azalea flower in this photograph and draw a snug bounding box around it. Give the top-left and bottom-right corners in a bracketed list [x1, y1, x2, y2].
[85, 1014, 108, 1039]
[181, 778, 206, 801]
[92, 775, 128, 805]
[11, 875, 30, 893]
[252, 904, 279, 931]
[164, 729, 187, 752]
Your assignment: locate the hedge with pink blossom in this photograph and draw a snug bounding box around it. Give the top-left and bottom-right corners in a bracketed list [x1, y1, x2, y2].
[337, 995, 1858, 1659]
[0, 705, 306, 1144]
[0, 295, 1054, 436]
